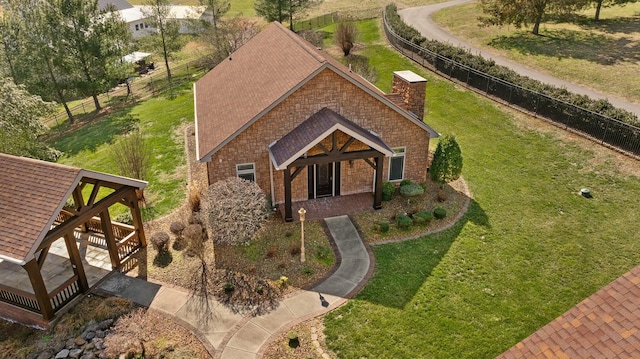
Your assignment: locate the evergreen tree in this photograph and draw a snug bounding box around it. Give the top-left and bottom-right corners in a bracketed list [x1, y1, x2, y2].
[430, 135, 463, 186]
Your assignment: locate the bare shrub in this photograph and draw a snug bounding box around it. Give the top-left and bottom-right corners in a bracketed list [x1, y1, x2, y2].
[169, 221, 185, 238]
[298, 29, 324, 48]
[334, 22, 358, 56]
[187, 183, 202, 213]
[199, 16, 260, 69]
[213, 270, 282, 316]
[150, 232, 170, 253]
[203, 177, 269, 245]
[109, 126, 149, 181]
[184, 224, 204, 257]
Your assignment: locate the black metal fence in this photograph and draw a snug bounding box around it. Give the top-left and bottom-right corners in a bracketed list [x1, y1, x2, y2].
[382, 12, 640, 157]
[293, 7, 383, 31]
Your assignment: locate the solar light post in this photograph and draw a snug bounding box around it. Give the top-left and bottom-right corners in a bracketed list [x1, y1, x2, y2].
[298, 207, 306, 263]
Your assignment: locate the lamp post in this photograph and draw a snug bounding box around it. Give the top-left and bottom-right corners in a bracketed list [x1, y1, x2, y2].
[298, 207, 306, 263]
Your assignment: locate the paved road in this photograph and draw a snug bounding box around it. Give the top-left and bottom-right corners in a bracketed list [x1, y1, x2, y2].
[398, 0, 640, 118]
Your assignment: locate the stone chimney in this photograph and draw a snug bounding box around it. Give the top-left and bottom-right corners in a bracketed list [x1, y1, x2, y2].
[392, 70, 427, 120]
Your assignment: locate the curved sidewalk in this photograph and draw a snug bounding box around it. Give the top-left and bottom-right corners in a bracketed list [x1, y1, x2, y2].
[398, 0, 640, 118]
[97, 215, 372, 359]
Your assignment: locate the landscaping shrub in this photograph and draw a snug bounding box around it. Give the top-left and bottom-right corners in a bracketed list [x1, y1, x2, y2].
[184, 224, 204, 257]
[289, 242, 301, 256]
[395, 214, 413, 230]
[400, 183, 425, 197]
[433, 208, 447, 219]
[203, 177, 269, 245]
[301, 267, 314, 276]
[382, 182, 395, 201]
[374, 221, 390, 233]
[150, 232, 170, 253]
[187, 183, 202, 212]
[384, 4, 426, 45]
[335, 22, 359, 56]
[400, 179, 413, 187]
[114, 212, 133, 225]
[413, 211, 433, 226]
[169, 221, 185, 238]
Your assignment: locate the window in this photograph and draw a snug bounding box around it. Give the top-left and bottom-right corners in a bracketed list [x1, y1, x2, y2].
[135, 24, 139, 31]
[236, 163, 256, 182]
[388, 147, 405, 181]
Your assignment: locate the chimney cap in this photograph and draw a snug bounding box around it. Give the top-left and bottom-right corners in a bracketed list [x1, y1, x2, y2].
[393, 70, 427, 83]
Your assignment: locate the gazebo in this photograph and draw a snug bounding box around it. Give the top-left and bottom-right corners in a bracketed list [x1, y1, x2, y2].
[0, 154, 147, 327]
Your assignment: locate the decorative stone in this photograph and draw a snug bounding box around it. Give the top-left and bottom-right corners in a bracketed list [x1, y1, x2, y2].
[94, 330, 105, 339]
[84, 342, 95, 351]
[68, 349, 83, 359]
[96, 319, 113, 331]
[55, 349, 70, 359]
[37, 351, 52, 359]
[65, 339, 76, 349]
[53, 343, 65, 353]
[311, 333, 318, 341]
[80, 353, 95, 359]
[74, 337, 86, 347]
[93, 338, 105, 350]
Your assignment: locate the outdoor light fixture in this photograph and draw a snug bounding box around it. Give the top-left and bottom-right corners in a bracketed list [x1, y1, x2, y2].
[298, 207, 306, 263]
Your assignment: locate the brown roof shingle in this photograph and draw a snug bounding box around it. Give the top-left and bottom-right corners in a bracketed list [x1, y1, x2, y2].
[0, 154, 80, 262]
[497, 265, 640, 358]
[194, 22, 437, 162]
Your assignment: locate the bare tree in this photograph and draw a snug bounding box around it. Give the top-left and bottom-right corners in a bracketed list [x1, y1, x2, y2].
[199, 15, 260, 70]
[334, 22, 358, 56]
[203, 177, 269, 245]
[109, 126, 149, 181]
[142, 0, 182, 84]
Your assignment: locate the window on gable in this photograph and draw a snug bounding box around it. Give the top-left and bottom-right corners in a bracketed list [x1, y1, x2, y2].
[236, 163, 256, 182]
[388, 147, 406, 181]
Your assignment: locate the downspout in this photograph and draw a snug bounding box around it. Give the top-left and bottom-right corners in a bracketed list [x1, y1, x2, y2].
[269, 160, 276, 210]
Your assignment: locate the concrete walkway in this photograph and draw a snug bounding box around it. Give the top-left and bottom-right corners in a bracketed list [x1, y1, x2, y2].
[96, 215, 371, 359]
[398, 0, 640, 118]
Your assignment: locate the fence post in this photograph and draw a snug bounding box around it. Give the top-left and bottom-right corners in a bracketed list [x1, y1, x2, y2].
[82, 102, 86, 114]
[602, 119, 610, 144]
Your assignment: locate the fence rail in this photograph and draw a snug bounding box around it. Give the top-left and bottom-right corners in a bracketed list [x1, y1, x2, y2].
[382, 12, 640, 157]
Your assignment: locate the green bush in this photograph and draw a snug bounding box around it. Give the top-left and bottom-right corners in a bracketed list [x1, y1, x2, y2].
[384, 4, 426, 45]
[413, 211, 433, 226]
[374, 221, 390, 233]
[301, 267, 314, 276]
[114, 212, 133, 225]
[433, 208, 447, 219]
[400, 183, 425, 197]
[395, 214, 413, 230]
[400, 179, 413, 187]
[382, 182, 395, 201]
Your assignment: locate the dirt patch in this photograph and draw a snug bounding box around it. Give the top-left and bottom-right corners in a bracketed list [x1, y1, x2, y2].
[262, 317, 337, 359]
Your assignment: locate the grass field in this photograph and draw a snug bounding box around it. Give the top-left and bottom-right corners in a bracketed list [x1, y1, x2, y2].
[432, 2, 640, 104]
[51, 82, 195, 219]
[323, 19, 640, 358]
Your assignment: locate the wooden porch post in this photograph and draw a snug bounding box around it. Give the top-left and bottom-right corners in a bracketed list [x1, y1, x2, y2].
[63, 233, 89, 292]
[100, 210, 120, 269]
[23, 259, 54, 321]
[284, 166, 293, 222]
[374, 155, 383, 210]
[129, 189, 147, 247]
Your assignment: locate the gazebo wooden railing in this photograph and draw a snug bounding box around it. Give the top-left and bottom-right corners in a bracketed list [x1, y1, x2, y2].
[49, 275, 80, 312]
[0, 284, 40, 313]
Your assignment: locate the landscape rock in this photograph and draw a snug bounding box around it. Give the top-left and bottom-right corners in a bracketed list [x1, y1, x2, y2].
[55, 349, 70, 359]
[65, 339, 76, 349]
[84, 331, 96, 341]
[95, 330, 105, 338]
[96, 319, 113, 331]
[36, 351, 52, 359]
[68, 349, 83, 359]
[80, 353, 95, 359]
[74, 337, 86, 346]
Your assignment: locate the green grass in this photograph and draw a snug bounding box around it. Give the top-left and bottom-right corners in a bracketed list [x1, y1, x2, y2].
[323, 20, 640, 358]
[432, 2, 640, 103]
[52, 82, 195, 219]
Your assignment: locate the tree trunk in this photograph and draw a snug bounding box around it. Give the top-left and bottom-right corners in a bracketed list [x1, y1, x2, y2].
[160, 22, 172, 85]
[594, 0, 603, 21]
[45, 58, 74, 124]
[92, 94, 101, 111]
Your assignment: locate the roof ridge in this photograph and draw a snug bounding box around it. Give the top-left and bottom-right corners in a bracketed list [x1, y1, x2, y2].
[274, 22, 327, 64]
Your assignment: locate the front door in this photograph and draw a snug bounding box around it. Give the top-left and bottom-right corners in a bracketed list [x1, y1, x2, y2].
[316, 162, 333, 197]
[308, 162, 341, 199]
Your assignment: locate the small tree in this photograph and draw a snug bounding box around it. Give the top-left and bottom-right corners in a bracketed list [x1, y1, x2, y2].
[334, 22, 358, 56]
[204, 177, 269, 245]
[109, 126, 149, 181]
[150, 232, 170, 253]
[430, 135, 463, 186]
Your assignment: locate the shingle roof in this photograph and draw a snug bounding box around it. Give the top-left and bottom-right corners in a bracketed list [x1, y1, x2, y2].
[268, 108, 394, 169]
[0, 153, 147, 264]
[497, 264, 640, 358]
[0, 154, 81, 263]
[194, 22, 438, 162]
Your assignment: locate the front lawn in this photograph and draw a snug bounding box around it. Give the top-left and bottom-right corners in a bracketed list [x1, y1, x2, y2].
[323, 20, 640, 358]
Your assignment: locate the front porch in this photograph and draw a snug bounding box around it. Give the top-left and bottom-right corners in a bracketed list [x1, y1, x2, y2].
[278, 193, 375, 221]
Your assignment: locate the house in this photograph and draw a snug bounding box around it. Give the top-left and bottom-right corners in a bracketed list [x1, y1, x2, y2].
[99, 0, 208, 38]
[0, 154, 147, 327]
[194, 22, 439, 221]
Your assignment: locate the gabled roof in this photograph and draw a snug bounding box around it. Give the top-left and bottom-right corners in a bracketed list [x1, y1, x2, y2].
[194, 22, 438, 162]
[269, 108, 394, 170]
[98, 0, 133, 11]
[0, 153, 147, 265]
[498, 264, 640, 358]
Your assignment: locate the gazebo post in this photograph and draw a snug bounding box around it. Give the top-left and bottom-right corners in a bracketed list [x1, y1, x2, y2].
[23, 259, 54, 321]
[129, 189, 147, 247]
[64, 233, 89, 292]
[100, 210, 121, 269]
